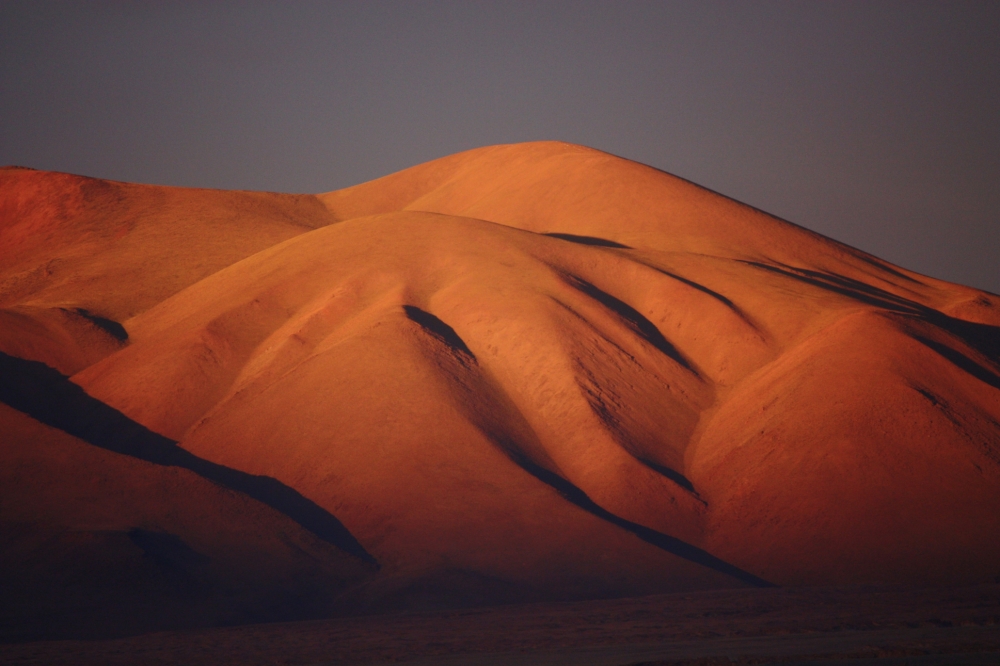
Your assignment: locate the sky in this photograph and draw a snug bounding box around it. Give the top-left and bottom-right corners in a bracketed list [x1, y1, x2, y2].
[2, 1, 998, 294]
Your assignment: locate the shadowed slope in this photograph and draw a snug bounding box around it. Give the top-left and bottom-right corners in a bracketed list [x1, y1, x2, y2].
[0, 305, 127, 375]
[493, 447, 771, 588]
[0, 351, 376, 565]
[0, 403, 373, 642]
[403, 305, 475, 357]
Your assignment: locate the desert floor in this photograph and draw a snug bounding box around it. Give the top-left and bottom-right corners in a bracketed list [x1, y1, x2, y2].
[3, 583, 999, 665]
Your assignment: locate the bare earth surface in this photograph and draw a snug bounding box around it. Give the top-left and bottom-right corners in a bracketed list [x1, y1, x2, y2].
[2, 584, 999, 665]
[2, 142, 1000, 651]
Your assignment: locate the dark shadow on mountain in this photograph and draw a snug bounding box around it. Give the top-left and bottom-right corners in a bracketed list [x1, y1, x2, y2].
[561, 274, 693, 371]
[404, 305, 476, 359]
[913, 336, 1000, 392]
[580, 392, 704, 502]
[741, 261, 931, 316]
[913, 385, 945, 409]
[638, 458, 699, 495]
[741, 262, 1000, 379]
[64, 307, 128, 341]
[0, 351, 377, 567]
[928, 314, 1000, 363]
[543, 232, 631, 249]
[127, 528, 210, 574]
[656, 268, 738, 310]
[490, 437, 772, 588]
[621, 258, 760, 330]
[853, 253, 926, 284]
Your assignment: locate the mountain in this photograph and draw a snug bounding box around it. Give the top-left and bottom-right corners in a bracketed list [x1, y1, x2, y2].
[2, 142, 999, 641]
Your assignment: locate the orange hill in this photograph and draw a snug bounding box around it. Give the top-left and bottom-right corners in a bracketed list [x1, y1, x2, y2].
[2, 142, 999, 640]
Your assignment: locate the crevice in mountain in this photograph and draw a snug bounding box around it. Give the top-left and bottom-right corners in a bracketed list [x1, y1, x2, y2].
[927, 315, 1000, 363]
[636, 457, 702, 498]
[576, 374, 705, 503]
[558, 272, 694, 371]
[636, 261, 761, 332]
[63, 308, 128, 341]
[399, 296, 760, 586]
[853, 253, 926, 285]
[490, 434, 772, 588]
[404, 305, 476, 360]
[740, 261, 931, 316]
[542, 232, 631, 249]
[912, 335, 1000, 392]
[127, 528, 211, 579]
[738, 265, 1000, 372]
[419, 336, 746, 582]
[0, 350, 378, 567]
[909, 383, 1000, 467]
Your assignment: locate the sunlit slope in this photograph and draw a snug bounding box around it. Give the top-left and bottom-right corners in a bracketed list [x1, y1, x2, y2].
[319, 142, 995, 322]
[0, 166, 336, 372]
[77, 139, 1000, 592]
[3, 142, 1000, 629]
[74, 213, 747, 601]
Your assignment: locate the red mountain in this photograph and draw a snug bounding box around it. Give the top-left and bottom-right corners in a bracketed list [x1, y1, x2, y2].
[2, 142, 999, 640]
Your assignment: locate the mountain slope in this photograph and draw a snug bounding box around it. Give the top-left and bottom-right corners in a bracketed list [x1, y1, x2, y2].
[2, 142, 999, 639]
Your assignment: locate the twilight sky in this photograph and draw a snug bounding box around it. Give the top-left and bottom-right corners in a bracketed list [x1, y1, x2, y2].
[2, 1, 998, 294]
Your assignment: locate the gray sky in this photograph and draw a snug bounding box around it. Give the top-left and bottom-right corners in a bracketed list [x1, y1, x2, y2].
[2, 1, 998, 294]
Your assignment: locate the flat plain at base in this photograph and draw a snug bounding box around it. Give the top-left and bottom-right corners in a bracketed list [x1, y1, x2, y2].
[2, 584, 999, 666]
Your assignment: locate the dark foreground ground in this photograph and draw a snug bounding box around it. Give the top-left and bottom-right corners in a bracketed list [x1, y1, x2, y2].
[2, 584, 999, 665]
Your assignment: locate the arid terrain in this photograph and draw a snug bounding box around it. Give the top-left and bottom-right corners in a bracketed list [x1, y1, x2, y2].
[2, 142, 999, 661]
[2, 583, 1000, 665]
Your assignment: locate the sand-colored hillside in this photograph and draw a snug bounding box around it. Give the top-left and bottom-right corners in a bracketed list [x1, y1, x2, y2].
[0, 166, 336, 373]
[2, 142, 999, 639]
